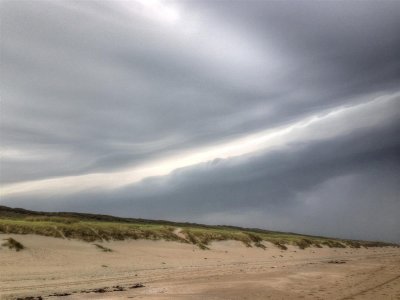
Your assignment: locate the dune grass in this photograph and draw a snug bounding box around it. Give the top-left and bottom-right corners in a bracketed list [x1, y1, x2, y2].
[0, 205, 397, 250]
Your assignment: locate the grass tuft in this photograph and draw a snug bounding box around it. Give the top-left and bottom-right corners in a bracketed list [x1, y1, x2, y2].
[2, 237, 24, 251]
[321, 240, 346, 248]
[94, 243, 113, 252]
[272, 241, 288, 250]
[254, 242, 266, 249]
[295, 238, 313, 249]
[198, 243, 210, 250]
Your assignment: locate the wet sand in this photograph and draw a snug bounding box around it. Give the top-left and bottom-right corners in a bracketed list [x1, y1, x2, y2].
[1, 234, 399, 299]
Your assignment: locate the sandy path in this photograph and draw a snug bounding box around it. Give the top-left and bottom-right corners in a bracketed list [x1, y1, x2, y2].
[1, 234, 399, 299]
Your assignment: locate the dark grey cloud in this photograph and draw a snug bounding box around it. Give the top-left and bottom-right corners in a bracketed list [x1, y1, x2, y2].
[1, 0, 399, 241]
[3, 118, 399, 242]
[181, 0, 400, 93]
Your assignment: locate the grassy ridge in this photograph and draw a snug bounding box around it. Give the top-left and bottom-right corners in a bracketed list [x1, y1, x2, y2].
[0, 206, 397, 250]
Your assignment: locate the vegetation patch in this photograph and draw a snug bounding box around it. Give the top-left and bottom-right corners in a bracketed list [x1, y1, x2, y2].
[198, 243, 210, 250]
[2, 237, 24, 251]
[94, 243, 113, 252]
[295, 238, 313, 249]
[321, 240, 346, 248]
[272, 241, 288, 250]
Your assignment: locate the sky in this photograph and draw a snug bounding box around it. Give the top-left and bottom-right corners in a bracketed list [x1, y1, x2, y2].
[1, 0, 399, 242]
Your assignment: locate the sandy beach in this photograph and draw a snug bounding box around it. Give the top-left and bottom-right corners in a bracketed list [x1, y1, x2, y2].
[1, 234, 399, 299]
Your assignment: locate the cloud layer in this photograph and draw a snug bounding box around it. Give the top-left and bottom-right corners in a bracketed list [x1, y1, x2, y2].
[1, 0, 399, 242]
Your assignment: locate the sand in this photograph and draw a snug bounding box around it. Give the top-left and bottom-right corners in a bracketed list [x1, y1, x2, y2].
[1, 233, 399, 299]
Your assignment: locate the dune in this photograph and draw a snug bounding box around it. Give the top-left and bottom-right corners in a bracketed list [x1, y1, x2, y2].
[1, 233, 400, 299]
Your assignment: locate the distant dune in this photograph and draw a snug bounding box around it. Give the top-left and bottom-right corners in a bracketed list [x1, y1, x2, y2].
[1, 206, 400, 299]
[0, 205, 396, 250]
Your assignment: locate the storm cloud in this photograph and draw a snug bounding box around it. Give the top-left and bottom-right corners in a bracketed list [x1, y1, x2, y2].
[1, 1, 399, 242]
